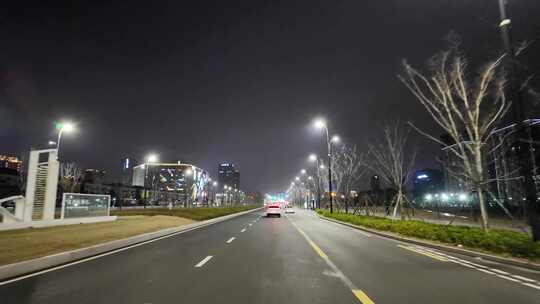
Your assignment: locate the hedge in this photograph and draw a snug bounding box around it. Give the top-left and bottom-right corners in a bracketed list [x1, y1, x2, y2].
[317, 210, 540, 259]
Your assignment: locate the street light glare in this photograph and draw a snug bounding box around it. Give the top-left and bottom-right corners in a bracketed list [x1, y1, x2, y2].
[295, 176, 300, 181]
[146, 154, 158, 163]
[313, 118, 326, 129]
[300, 169, 306, 174]
[331, 135, 340, 143]
[308, 154, 317, 162]
[57, 121, 76, 133]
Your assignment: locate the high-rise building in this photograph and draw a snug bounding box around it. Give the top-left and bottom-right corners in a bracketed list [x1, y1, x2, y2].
[120, 157, 137, 186]
[218, 163, 240, 189]
[0, 155, 22, 172]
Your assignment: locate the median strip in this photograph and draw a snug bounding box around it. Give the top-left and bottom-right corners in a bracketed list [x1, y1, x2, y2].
[194, 256, 213, 268]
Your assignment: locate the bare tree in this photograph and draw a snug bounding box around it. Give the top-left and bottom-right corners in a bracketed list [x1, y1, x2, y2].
[400, 48, 509, 231]
[60, 162, 83, 193]
[331, 144, 367, 213]
[367, 122, 416, 219]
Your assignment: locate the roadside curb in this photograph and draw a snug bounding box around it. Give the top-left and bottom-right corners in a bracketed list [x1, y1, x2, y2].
[318, 214, 540, 271]
[0, 207, 263, 282]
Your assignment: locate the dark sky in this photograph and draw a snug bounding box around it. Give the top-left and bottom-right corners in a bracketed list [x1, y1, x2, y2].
[2, 0, 540, 193]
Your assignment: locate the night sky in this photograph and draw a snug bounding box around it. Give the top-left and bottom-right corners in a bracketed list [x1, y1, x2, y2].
[2, 0, 540, 193]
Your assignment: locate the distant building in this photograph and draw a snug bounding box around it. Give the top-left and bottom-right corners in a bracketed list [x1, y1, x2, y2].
[440, 119, 540, 207]
[132, 162, 210, 206]
[82, 169, 106, 185]
[412, 169, 444, 200]
[0, 167, 21, 198]
[218, 163, 240, 189]
[0, 155, 22, 172]
[120, 157, 137, 186]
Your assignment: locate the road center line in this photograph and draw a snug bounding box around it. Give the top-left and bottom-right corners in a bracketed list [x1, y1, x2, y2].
[194, 256, 213, 268]
[289, 219, 375, 304]
[226, 237, 235, 244]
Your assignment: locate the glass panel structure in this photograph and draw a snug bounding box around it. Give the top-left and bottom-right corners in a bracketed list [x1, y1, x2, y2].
[62, 193, 110, 218]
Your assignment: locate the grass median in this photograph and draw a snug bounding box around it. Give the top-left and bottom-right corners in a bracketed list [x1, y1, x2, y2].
[111, 205, 258, 220]
[317, 210, 540, 261]
[0, 206, 259, 266]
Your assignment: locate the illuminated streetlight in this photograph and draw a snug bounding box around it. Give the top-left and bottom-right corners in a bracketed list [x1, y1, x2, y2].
[146, 154, 158, 163]
[54, 121, 76, 158]
[300, 169, 306, 175]
[309, 154, 317, 162]
[312, 117, 338, 213]
[295, 176, 300, 181]
[331, 135, 340, 143]
[313, 118, 326, 129]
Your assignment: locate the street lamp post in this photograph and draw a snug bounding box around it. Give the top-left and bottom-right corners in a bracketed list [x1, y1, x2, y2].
[314, 119, 339, 213]
[497, 0, 540, 241]
[54, 121, 75, 159]
[309, 154, 322, 209]
[212, 181, 218, 206]
[185, 167, 193, 208]
[144, 153, 158, 207]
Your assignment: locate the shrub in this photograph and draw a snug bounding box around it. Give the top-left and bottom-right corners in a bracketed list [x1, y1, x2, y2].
[317, 210, 540, 259]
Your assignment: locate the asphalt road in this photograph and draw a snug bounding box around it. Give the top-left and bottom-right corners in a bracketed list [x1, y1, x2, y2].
[1, 208, 540, 303]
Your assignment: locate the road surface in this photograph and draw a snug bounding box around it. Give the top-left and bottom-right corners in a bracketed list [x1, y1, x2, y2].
[1, 208, 539, 303]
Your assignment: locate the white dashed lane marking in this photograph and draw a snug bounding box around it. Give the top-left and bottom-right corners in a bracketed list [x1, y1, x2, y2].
[194, 256, 213, 268]
[241, 228, 246, 232]
[226, 237, 235, 244]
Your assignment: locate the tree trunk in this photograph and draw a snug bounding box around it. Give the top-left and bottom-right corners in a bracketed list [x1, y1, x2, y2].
[477, 187, 489, 231]
[392, 191, 401, 219]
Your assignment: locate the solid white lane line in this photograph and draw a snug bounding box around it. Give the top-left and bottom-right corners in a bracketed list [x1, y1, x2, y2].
[0, 222, 219, 286]
[489, 268, 510, 275]
[226, 237, 235, 244]
[241, 228, 246, 232]
[512, 275, 538, 283]
[522, 283, 540, 290]
[195, 256, 213, 268]
[324, 219, 372, 237]
[496, 274, 521, 282]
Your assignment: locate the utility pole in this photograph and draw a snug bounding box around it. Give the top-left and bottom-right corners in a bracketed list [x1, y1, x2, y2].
[327, 131, 334, 213]
[498, 0, 540, 240]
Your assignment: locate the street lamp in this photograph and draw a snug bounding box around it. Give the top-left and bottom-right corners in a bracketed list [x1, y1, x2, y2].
[54, 121, 76, 158]
[211, 181, 218, 206]
[144, 153, 159, 206]
[184, 167, 194, 207]
[313, 117, 339, 213]
[308, 154, 322, 209]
